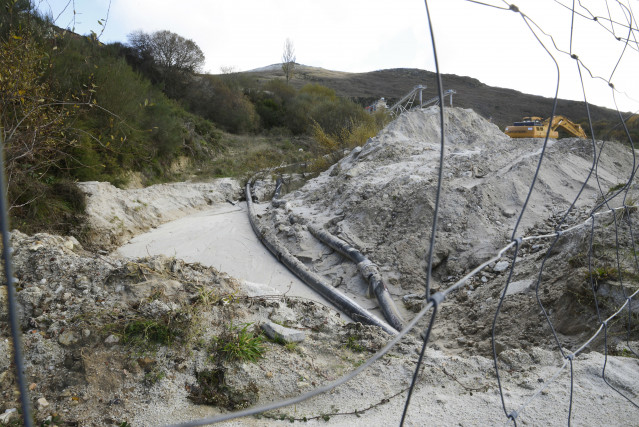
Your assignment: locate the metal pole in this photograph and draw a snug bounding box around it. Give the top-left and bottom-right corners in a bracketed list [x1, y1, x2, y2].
[0, 131, 33, 427]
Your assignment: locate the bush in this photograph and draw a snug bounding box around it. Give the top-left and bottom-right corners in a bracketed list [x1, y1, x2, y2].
[185, 76, 259, 133]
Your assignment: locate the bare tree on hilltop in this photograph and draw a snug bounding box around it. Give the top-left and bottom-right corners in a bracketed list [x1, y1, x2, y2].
[281, 38, 296, 84]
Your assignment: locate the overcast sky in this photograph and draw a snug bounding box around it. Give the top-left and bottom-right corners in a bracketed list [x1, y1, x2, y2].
[36, 0, 639, 113]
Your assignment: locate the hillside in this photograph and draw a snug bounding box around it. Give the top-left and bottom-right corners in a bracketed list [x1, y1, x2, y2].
[241, 64, 628, 137]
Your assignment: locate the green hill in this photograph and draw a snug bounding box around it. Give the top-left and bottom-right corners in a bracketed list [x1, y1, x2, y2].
[240, 64, 635, 141]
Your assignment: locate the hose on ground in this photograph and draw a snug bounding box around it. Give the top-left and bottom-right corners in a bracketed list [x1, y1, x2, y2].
[245, 181, 398, 336]
[306, 223, 405, 331]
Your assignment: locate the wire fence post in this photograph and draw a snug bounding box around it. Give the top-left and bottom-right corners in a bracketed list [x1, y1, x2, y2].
[0, 130, 33, 426]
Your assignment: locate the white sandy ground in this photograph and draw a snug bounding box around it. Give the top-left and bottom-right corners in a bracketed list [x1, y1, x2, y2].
[131, 347, 639, 426]
[115, 203, 303, 296]
[114, 202, 376, 320]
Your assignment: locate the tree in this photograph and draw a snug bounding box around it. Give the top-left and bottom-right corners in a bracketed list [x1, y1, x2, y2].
[127, 29, 205, 98]
[281, 38, 296, 84]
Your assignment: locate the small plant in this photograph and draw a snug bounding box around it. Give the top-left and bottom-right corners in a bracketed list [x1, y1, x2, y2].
[284, 342, 298, 352]
[585, 265, 617, 290]
[144, 367, 166, 385]
[344, 335, 365, 353]
[122, 318, 179, 347]
[195, 286, 218, 306]
[211, 322, 265, 363]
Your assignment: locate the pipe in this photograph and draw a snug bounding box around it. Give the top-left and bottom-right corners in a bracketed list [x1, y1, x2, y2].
[245, 182, 397, 336]
[306, 224, 405, 331]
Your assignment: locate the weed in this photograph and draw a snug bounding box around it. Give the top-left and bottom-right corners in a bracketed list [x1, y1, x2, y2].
[195, 286, 218, 305]
[210, 322, 265, 363]
[144, 367, 166, 385]
[610, 347, 637, 358]
[122, 318, 180, 347]
[584, 265, 617, 290]
[284, 342, 298, 352]
[608, 182, 626, 193]
[344, 335, 365, 353]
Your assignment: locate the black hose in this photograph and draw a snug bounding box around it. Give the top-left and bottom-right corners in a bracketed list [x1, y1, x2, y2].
[306, 223, 405, 331]
[245, 182, 398, 336]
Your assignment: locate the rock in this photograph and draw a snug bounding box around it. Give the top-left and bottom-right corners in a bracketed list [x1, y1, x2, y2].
[261, 321, 306, 343]
[493, 261, 511, 273]
[29, 242, 44, 251]
[0, 408, 17, 423]
[104, 335, 120, 345]
[74, 276, 91, 290]
[140, 299, 172, 317]
[505, 279, 533, 296]
[502, 208, 516, 218]
[58, 330, 79, 347]
[37, 397, 49, 409]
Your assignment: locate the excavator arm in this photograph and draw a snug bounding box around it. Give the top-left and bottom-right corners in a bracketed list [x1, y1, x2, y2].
[546, 115, 587, 138]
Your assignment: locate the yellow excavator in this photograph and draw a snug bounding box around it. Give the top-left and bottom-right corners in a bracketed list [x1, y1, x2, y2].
[505, 115, 587, 139]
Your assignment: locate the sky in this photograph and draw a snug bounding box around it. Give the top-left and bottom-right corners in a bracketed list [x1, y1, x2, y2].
[35, 0, 639, 113]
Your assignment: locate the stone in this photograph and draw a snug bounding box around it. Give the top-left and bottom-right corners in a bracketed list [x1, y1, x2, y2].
[37, 397, 49, 409]
[58, 330, 79, 347]
[29, 242, 44, 251]
[261, 321, 306, 344]
[74, 276, 90, 290]
[502, 208, 516, 218]
[0, 408, 17, 423]
[493, 261, 511, 273]
[505, 279, 533, 296]
[104, 334, 120, 345]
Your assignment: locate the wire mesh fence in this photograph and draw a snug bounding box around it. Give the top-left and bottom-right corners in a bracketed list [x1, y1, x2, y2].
[2, 0, 638, 426]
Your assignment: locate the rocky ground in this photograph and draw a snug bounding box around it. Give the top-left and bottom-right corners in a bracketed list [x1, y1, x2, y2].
[1, 107, 638, 426]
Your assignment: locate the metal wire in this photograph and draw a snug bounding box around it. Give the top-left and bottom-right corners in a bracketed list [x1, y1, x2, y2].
[423, 0, 446, 300]
[0, 132, 33, 426]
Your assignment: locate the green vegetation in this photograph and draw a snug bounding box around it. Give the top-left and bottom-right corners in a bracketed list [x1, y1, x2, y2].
[210, 322, 266, 363]
[121, 318, 181, 347]
[1, 2, 390, 235]
[344, 335, 366, 353]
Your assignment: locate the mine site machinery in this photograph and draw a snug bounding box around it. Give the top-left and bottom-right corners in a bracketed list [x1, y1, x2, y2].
[377, 85, 456, 117]
[505, 115, 587, 139]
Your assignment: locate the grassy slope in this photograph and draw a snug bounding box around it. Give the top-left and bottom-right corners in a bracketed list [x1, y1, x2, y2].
[241, 65, 627, 137]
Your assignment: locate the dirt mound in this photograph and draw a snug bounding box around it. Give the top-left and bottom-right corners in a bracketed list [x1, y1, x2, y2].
[264, 107, 634, 296]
